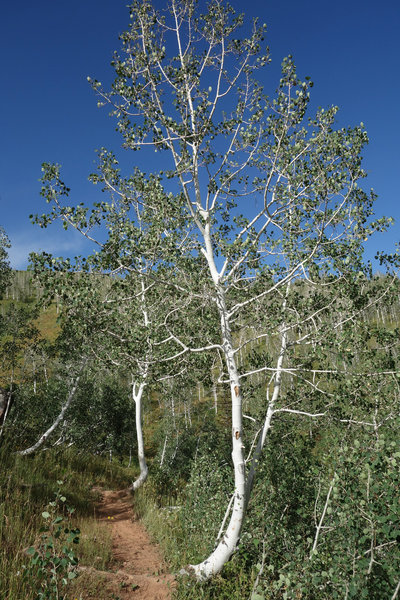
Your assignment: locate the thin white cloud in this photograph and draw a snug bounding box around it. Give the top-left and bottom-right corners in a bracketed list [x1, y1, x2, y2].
[8, 228, 90, 270]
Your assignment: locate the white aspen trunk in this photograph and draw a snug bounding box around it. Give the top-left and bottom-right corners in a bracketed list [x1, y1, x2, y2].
[130, 380, 148, 491]
[245, 282, 290, 503]
[18, 361, 86, 456]
[189, 284, 246, 580]
[130, 271, 150, 491]
[245, 322, 288, 505]
[189, 265, 289, 579]
[0, 366, 15, 440]
[160, 434, 168, 466]
[310, 473, 337, 559]
[32, 358, 37, 395]
[0, 391, 12, 440]
[171, 395, 176, 429]
[212, 383, 218, 415]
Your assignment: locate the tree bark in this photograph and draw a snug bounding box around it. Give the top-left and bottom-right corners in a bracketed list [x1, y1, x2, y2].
[130, 379, 148, 491]
[245, 319, 288, 505]
[0, 388, 12, 439]
[18, 360, 87, 456]
[189, 285, 246, 579]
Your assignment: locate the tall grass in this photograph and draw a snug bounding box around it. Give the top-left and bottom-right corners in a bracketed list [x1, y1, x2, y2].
[134, 474, 255, 600]
[0, 445, 133, 599]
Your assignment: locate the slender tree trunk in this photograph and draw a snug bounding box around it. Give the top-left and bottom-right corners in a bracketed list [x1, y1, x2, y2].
[189, 271, 289, 579]
[18, 361, 87, 456]
[0, 364, 16, 441]
[245, 283, 290, 502]
[128, 445, 132, 467]
[0, 389, 12, 440]
[245, 321, 288, 505]
[212, 383, 218, 415]
[130, 272, 151, 491]
[190, 285, 246, 579]
[130, 379, 148, 491]
[184, 402, 188, 429]
[160, 434, 168, 466]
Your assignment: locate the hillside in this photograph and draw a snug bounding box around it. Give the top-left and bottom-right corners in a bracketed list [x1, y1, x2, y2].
[1, 269, 400, 600]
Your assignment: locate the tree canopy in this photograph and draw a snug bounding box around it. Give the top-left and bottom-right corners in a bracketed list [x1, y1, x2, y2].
[27, 0, 398, 586]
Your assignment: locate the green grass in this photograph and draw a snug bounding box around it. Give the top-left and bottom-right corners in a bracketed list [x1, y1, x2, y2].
[0, 446, 133, 600]
[133, 478, 255, 600]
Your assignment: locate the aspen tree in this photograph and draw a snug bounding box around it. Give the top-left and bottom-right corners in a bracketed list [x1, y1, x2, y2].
[33, 0, 395, 579]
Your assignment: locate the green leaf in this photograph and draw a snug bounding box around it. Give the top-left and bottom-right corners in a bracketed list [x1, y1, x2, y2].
[53, 516, 63, 524]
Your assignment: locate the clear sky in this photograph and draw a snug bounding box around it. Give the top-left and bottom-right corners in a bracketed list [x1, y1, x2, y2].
[1, 0, 399, 269]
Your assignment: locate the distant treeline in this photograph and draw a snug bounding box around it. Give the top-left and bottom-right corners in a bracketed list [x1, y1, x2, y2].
[3, 270, 400, 328]
[2, 270, 111, 307]
[3, 271, 41, 303]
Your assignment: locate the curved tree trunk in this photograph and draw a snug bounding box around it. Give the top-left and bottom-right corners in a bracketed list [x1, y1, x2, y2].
[130, 379, 148, 491]
[189, 285, 246, 580]
[130, 272, 150, 492]
[0, 388, 12, 440]
[17, 360, 87, 456]
[189, 272, 289, 579]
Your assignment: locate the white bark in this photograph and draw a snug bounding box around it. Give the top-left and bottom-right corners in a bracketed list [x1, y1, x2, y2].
[188, 275, 290, 579]
[130, 272, 151, 491]
[160, 434, 168, 467]
[215, 493, 235, 544]
[310, 473, 337, 559]
[18, 360, 87, 456]
[130, 379, 148, 491]
[128, 445, 132, 467]
[391, 578, 400, 600]
[0, 369, 15, 440]
[245, 319, 288, 504]
[189, 281, 247, 579]
[212, 383, 218, 415]
[0, 389, 12, 440]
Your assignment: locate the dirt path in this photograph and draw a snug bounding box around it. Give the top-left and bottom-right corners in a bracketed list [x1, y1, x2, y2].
[93, 488, 175, 600]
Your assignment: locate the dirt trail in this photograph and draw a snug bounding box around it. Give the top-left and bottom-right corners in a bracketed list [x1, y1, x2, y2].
[93, 488, 175, 600]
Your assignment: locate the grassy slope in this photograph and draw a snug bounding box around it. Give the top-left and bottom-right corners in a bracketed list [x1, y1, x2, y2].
[0, 447, 134, 600]
[3, 272, 399, 599]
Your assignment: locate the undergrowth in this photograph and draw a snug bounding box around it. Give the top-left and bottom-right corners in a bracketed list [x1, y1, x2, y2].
[0, 446, 132, 600]
[134, 462, 256, 600]
[133, 419, 400, 600]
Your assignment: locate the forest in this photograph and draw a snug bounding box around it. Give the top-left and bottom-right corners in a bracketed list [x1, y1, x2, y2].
[1, 1, 400, 599]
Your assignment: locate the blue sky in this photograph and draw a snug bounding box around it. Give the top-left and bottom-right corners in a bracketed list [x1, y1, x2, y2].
[1, 0, 399, 269]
